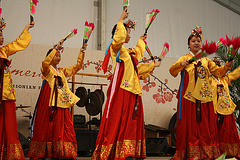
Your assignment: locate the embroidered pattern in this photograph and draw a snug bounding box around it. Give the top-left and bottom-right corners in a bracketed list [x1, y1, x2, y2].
[219, 95, 231, 109]
[8, 78, 14, 94]
[122, 80, 129, 87]
[217, 85, 225, 96]
[186, 92, 192, 98]
[4, 65, 9, 74]
[59, 87, 72, 103]
[199, 82, 212, 98]
[28, 141, 77, 158]
[91, 140, 146, 160]
[196, 66, 206, 79]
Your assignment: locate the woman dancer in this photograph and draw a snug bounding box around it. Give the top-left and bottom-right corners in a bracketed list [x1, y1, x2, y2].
[0, 18, 34, 160]
[28, 39, 87, 159]
[91, 8, 160, 160]
[169, 26, 233, 159]
[210, 58, 240, 158]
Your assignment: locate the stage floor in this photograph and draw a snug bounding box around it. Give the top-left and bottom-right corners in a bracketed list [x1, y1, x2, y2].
[25, 157, 239, 160]
[25, 157, 171, 160]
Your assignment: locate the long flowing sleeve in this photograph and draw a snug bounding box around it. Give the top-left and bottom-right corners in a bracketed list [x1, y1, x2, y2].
[225, 65, 240, 86]
[0, 29, 31, 58]
[169, 55, 187, 77]
[208, 59, 232, 78]
[138, 62, 155, 80]
[41, 49, 57, 77]
[132, 39, 145, 60]
[61, 51, 85, 77]
[111, 22, 126, 53]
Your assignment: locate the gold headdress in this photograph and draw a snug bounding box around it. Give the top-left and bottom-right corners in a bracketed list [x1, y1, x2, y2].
[190, 26, 203, 39]
[125, 19, 136, 30]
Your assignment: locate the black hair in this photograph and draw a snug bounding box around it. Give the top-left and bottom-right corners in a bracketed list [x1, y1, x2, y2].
[111, 23, 128, 39]
[187, 34, 202, 45]
[46, 48, 53, 57]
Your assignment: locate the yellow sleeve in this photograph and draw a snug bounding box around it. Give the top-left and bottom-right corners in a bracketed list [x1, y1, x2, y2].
[61, 51, 85, 77]
[41, 49, 57, 77]
[0, 29, 31, 58]
[169, 56, 187, 77]
[208, 58, 231, 77]
[131, 39, 145, 60]
[138, 62, 155, 80]
[225, 65, 240, 85]
[111, 22, 126, 52]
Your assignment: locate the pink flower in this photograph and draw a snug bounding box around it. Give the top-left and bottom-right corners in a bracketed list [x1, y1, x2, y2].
[204, 91, 210, 96]
[64, 97, 68, 101]
[153, 93, 165, 104]
[62, 91, 66, 95]
[143, 79, 148, 83]
[151, 82, 156, 87]
[142, 85, 149, 92]
[164, 92, 173, 102]
[72, 29, 77, 35]
[31, 4, 36, 14]
[204, 83, 208, 88]
[32, 0, 39, 6]
[187, 92, 192, 98]
[123, 80, 129, 87]
[226, 103, 230, 107]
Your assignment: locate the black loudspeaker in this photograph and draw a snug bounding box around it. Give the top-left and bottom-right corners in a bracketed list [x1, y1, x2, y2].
[75, 129, 98, 157]
[18, 132, 31, 156]
[146, 137, 170, 156]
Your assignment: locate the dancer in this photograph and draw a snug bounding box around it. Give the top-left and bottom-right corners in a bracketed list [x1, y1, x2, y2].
[92, 8, 159, 160]
[169, 26, 233, 159]
[0, 18, 34, 159]
[210, 58, 240, 158]
[28, 39, 87, 159]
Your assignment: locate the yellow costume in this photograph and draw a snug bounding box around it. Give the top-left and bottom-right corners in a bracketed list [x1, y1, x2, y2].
[111, 22, 145, 96]
[169, 52, 231, 103]
[0, 29, 31, 100]
[138, 62, 155, 80]
[0, 28, 31, 160]
[41, 48, 85, 108]
[210, 65, 240, 115]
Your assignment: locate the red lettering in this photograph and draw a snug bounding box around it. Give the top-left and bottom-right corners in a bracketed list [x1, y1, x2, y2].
[11, 69, 24, 76]
[11, 69, 42, 78]
[31, 72, 42, 78]
[25, 70, 31, 76]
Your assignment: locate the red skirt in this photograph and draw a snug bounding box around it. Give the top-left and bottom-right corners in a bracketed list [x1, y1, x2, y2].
[218, 113, 240, 158]
[28, 81, 77, 159]
[91, 62, 146, 160]
[0, 100, 25, 160]
[171, 70, 220, 160]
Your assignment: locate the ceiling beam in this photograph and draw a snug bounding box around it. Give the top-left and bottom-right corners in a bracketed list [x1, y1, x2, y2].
[213, 0, 240, 15]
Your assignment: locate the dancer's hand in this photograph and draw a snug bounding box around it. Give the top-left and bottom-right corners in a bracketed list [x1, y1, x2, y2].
[55, 39, 64, 51]
[153, 59, 161, 67]
[81, 43, 88, 53]
[140, 33, 147, 40]
[25, 22, 35, 30]
[181, 60, 189, 67]
[119, 8, 129, 23]
[227, 60, 234, 68]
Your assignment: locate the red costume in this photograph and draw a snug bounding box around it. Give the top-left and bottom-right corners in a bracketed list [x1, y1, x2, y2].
[0, 28, 31, 160]
[92, 22, 148, 160]
[28, 48, 85, 159]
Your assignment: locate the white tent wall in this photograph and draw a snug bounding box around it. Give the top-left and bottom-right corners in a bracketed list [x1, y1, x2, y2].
[1, 0, 240, 137]
[106, 0, 240, 58]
